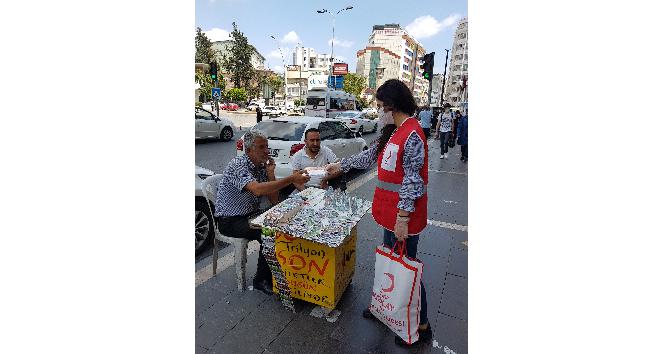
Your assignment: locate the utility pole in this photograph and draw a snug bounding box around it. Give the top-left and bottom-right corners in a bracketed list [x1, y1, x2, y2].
[440, 49, 450, 105]
[317, 6, 353, 90]
[297, 43, 303, 105]
[411, 45, 418, 92]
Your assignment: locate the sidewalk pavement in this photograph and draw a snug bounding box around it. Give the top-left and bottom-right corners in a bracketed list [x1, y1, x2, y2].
[196, 144, 468, 354]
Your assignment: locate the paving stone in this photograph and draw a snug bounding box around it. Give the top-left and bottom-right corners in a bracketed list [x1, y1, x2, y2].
[265, 312, 339, 354]
[446, 246, 467, 278]
[196, 290, 269, 349]
[431, 313, 467, 354]
[438, 275, 467, 321]
[208, 295, 297, 354]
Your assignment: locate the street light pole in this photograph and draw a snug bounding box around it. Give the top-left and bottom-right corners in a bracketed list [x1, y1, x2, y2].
[270, 35, 288, 107]
[297, 42, 303, 105]
[441, 48, 450, 105]
[317, 6, 353, 89]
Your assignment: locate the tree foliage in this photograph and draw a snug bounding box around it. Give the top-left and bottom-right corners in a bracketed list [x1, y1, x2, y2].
[195, 27, 216, 64]
[342, 73, 367, 99]
[267, 74, 284, 93]
[226, 87, 248, 102]
[195, 69, 214, 101]
[220, 22, 255, 89]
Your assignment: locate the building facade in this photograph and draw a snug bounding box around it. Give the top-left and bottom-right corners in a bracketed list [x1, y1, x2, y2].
[430, 73, 445, 107]
[283, 47, 335, 100]
[443, 18, 468, 107]
[355, 24, 429, 106]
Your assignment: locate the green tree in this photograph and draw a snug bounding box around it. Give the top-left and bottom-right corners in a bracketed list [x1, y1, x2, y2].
[221, 22, 255, 89]
[342, 73, 367, 100]
[226, 87, 248, 102]
[195, 69, 214, 101]
[267, 74, 284, 94]
[195, 27, 216, 64]
[294, 99, 305, 107]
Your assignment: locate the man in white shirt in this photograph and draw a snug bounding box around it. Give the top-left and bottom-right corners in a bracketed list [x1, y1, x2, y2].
[291, 128, 342, 190]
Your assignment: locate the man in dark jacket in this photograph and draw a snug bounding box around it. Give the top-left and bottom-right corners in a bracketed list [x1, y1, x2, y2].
[456, 111, 468, 162]
[256, 106, 263, 123]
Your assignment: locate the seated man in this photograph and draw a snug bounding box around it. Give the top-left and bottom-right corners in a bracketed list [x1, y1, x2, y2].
[290, 128, 343, 191]
[214, 130, 310, 295]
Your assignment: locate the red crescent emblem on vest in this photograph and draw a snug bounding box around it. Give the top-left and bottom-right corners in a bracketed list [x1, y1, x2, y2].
[382, 272, 395, 292]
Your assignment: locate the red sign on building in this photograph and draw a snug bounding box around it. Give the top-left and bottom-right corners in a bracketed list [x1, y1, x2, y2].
[332, 63, 349, 75]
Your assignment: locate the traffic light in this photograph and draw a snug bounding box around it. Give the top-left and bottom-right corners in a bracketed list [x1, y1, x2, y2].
[419, 52, 435, 81]
[209, 62, 218, 80]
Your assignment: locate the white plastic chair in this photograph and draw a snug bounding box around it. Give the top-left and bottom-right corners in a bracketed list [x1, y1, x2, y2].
[200, 174, 250, 291]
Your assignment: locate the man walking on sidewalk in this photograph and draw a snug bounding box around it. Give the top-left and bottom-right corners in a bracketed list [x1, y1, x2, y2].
[435, 106, 453, 159]
[418, 105, 432, 139]
[457, 110, 468, 162]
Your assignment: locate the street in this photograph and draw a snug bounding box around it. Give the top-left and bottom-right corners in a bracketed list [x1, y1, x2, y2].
[195, 114, 468, 354]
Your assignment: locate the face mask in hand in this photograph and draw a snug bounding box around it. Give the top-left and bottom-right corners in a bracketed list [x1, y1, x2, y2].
[378, 107, 394, 125]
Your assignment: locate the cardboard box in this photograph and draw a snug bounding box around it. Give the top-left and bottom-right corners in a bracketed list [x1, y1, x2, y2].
[269, 227, 357, 309]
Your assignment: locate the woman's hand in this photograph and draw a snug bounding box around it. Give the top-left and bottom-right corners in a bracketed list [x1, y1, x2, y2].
[395, 215, 410, 241]
[325, 162, 342, 176]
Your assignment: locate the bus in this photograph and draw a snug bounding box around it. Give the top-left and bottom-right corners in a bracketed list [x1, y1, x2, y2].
[305, 88, 357, 118]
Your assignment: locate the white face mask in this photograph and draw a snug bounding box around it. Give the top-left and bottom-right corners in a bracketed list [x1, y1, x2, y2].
[378, 107, 394, 125]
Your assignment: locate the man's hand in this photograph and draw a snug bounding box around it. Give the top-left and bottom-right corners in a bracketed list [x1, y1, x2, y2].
[395, 215, 410, 241]
[325, 162, 342, 176]
[266, 158, 276, 176]
[291, 170, 310, 185]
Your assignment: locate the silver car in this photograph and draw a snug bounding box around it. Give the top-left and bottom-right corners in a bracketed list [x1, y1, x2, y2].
[195, 107, 237, 141]
[195, 166, 215, 254]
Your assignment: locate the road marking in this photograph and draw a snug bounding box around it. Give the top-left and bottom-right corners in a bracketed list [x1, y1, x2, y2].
[345, 168, 378, 192]
[427, 219, 468, 232]
[195, 241, 260, 287]
[428, 169, 467, 176]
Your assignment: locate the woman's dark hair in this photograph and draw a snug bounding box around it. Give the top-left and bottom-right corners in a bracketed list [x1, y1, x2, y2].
[373, 79, 418, 156]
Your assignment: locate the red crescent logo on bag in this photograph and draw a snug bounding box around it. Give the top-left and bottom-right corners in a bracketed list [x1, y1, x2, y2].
[382, 273, 395, 292]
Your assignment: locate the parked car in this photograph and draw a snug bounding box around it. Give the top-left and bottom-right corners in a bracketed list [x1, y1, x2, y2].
[195, 107, 237, 141]
[236, 116, 368, 180]
[247, 102, 264, 111]
[201, 101, 218, 112]
[195, 166, 215, 254]
[333, 111, 378, 135]
[221, 102, 239, 111]
[263, 105, 286, 118]
[362, 107, 378, 118]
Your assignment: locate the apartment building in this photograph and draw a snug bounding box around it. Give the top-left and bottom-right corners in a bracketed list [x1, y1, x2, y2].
[443, 18, 468, 107]
[355, 24, 429, 106]
[430, 73, 445, 107]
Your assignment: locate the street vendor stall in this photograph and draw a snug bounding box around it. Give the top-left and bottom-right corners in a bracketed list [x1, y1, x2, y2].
[251, 187, 371, 310]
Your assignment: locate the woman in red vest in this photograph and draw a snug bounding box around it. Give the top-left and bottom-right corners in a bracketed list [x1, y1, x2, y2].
[326, 79, 431, 347]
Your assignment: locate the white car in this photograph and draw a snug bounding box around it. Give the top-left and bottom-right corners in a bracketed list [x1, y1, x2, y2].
[195, 166, 215, 254]
[334, 111, 378, 135]
[263, 105, 287, 118]
[236, 116, 368, 180]
[195, 107, 237, 141]
[362, 107, 378, 118]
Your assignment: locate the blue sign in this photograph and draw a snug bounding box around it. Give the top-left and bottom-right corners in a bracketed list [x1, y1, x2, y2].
[327, 75, 344, 89]
[212, 88, 222, 99]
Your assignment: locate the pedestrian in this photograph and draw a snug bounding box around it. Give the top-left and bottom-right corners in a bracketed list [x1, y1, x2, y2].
[435, 106, 453, 159]
[256, 106, 263, 123]
[214, 130, 310, 295]
[418, 105, 432, 139]
[457, 110, 468, 162]
[291, 128, 342, 190]
[325, 79, 432, 347]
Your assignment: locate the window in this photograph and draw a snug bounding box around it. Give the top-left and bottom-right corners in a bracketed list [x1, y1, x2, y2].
[332, 121, 354, 139]
[402, 64, 409, 71]
[252, 121, 307, 141]
[318, 122, 338, 140]
[306, 97, 325, 107]
[196, 108, 215, 121]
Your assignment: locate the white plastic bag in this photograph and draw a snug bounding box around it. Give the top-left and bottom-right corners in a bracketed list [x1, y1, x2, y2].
[370, 242, 423, 344]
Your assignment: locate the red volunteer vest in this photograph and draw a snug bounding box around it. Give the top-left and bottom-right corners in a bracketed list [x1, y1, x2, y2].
[372, 118, 429, 234]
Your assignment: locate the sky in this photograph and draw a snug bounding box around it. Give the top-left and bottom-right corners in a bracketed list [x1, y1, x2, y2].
[195, 0, 467, 75]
